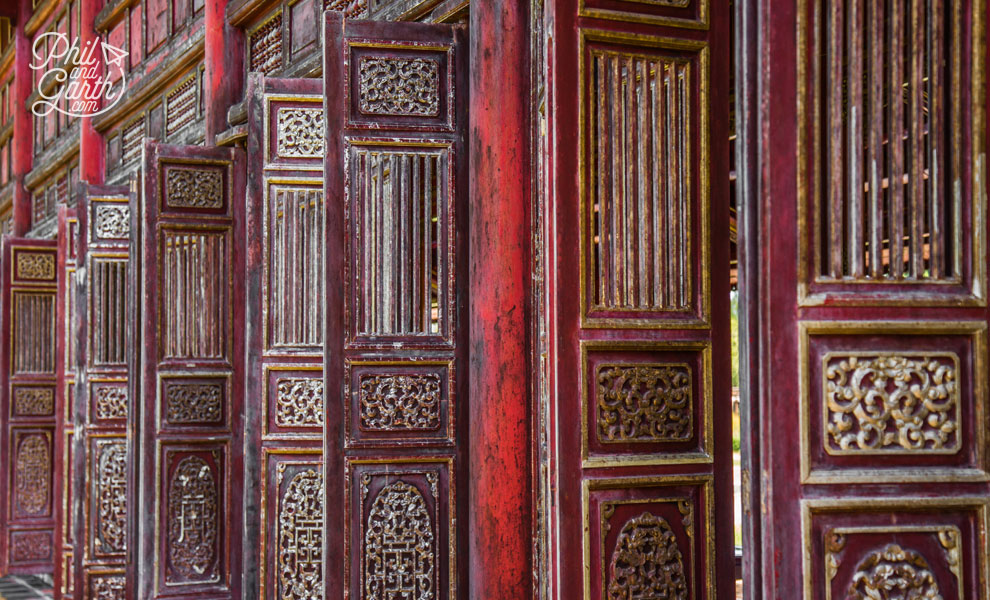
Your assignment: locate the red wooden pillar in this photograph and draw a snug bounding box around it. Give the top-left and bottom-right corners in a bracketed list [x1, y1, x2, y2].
[77, 0, 103, 185]
[204, 0, 243, 144]
[11, 0, 33, 235]
[468, 2, 532, 599]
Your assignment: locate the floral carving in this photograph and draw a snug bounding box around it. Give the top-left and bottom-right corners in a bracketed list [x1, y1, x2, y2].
[277, 108, 325, 158]
[95, 385, 128, 420]
[825, 354, 959, 452]
[96, 442, 127, 553]
[165, 168, 224, 209]
[276, 378, 323, 428]
[14, 386, 54, 416]
[16, 251, 55, 280]
[90, 574, 126, 600]
[365, 480, 435, 600]
[606, 512, 688, 600]
[597, 364, 693, 442]
[848, 544, 941, 599]
[278, 468, 324, 600]
[95, 205, 130, 239]
[358, 57, 440, 117]
[359, 374, 441, 431]
[166, 383, 223, 424]
[15, 435, 49, 516]
[167, 456, 218, 581]
[11, 532, 51, 562]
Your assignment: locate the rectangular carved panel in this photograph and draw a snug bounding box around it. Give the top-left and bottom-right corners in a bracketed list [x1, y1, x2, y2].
[89, 437, 127, 559]
[580, 32, 709, 327]
[11, 429, 53, 519]
[160, 375, 227, 428]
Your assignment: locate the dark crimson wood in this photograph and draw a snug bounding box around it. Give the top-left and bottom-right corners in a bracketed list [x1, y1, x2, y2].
[54, 203, 79, 599]
[242, 73, 325, 600]
[323, 14, 469, 600]
[71, 183, 134, 599]
[468, 2, 532, 598]
[137, 141, 246, 600]
[743, 0, 990, 597]
[0, 236, 59, 575]
[541, 1, 734, 599]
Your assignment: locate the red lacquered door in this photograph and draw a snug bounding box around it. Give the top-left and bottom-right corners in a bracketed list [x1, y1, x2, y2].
[137, 142, 246, 600]
[540, 0, 735, 598]
[322, 14, 469, 600]
[0, 237, 59, 576]
[241, 74, 326, 600]
[745, 0, 990, 597]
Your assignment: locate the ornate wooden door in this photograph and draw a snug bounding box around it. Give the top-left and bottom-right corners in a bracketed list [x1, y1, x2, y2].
[54, 203, 79, 599]
[322, 14, 469, 600]
[540, 0, 735, 598]
[70, 184, 134, 599]
[137, 142, 246, 600]
[0, 237, 59, 575]
[242, 74, 325, 600]
[743, 0, 990, 597]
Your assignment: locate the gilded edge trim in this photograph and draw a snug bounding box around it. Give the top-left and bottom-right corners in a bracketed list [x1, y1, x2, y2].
[578, 0, 710, 30]
[796, 0, 988, 307]
[580, 340, 713, 467]
[343, 456, 456, 600]
[261, 364, 323, 441]
[800, 496, 990, 600]
[577, 29, 711, 330]
[798, 320, 989, 484]
[258, 448, 321, 600]
[582, 475, 715, 600]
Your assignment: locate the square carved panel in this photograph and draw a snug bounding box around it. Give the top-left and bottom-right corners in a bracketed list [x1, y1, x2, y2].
[345, 458, 454, 600]
[263, 366, 323, 439]
[345, 360, 453, 447]
[802, 498, 990, 600]
[582, 341, 712, 467]
[159, 162, 230, 216]
[89, 379, 127, 424]
[265, 96, 325, 169]
[158, 374, 229, 431]
[799, 321, 988, 483]
[583, 476, 714, 600]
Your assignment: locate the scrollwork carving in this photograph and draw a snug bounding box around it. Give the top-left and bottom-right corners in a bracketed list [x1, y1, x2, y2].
[165, 168, 223, 209]
[16, 251, 55, 280]
[359, 374, 441, 431]
[277, 108, 325, 158]
[358, 57, 440, 117]
[95, 205, 131, 239]
[94, 385, 128, 420]
[275, 378, 324, 428]
[365, 480, 435, 600]
[597, 364, 693, 442]
[15, 435, 49, 516]
[11, 532, 51, 562]
[96, 442, 127, 553]
[825, 354, 959, 453]
[14, 386, 54, 416]
[166, 383, 222, 424]
[848, 544, 941, 599]
[167, 456, 218, 581]
[90, 575, 126, 600]
[278, 468, 324, 600]
[606, 512, 688, 600]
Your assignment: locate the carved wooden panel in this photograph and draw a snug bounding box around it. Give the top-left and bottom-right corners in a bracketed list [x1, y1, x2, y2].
[244, 76, 325, 600]
[324, 17, 468, 600]
[139, 142, 245, 600]
[0, 238, 58, 576]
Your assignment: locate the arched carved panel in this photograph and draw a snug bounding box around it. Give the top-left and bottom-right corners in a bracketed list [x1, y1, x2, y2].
[278, 468, 324, 600]
[166, 455, 219, 583]
[606, 512, 688, 600]
[364, 480, 435, 600]
[94, 441, 127, 555]
[14, 433, 50, 517]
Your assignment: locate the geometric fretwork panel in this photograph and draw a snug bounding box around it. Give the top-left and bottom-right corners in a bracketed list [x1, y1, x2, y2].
[800, 323, 988, 483]
[263, 454, 324, 600]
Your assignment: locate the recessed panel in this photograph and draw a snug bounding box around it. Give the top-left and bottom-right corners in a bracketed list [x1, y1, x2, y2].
[263, 366, 323, 439]
[159, 374, 229, 431]
[262, 452, 323, 600]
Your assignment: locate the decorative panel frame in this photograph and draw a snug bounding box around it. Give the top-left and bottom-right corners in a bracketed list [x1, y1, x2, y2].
[579, 0, 709, 29]
[578, 29, 711, 330]
[796, 0, 988, 307]
[799, 321, 989, 484]
[581, 340, 713, 467]
[801, 497, 990, 600]
[582, 475, 715, 600]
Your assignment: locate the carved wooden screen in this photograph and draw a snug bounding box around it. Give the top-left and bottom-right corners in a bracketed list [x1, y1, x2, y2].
[242, 74, 325, 600]
[71, 184, 134, 600]
[542, 0, 735, 598]
[0, 237, 59, 575]
[322, 15, 469, 600]
[54, 203, 79, 599]
[137, 142, 246, 600]
[745, 0, 990, 597]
